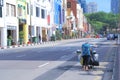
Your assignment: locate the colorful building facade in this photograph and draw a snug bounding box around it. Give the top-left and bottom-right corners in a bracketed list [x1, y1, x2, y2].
[17, 0, 28, 44]
[0, 0, 18, 48]
[0, 0, 91, 48]
[54, 0, 62, 30]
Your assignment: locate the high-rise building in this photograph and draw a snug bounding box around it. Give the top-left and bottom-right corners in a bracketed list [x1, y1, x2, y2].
[87, 2, 97, 13]
[118, 0, 120, 13]
[111, 0, 120, 14]
[78, 0, 87, 13]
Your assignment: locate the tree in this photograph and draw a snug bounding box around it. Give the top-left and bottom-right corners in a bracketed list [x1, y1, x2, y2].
[85, 12, 119, 34]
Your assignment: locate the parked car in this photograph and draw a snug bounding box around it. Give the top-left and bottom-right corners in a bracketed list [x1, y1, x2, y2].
[107, 34, 115, 40]
[114, 34, 118, 39]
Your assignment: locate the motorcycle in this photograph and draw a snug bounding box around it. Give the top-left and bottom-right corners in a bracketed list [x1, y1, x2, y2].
[76, 45, 99, 69]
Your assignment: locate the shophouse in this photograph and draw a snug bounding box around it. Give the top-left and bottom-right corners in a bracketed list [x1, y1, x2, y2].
[18, 0, 53, 44]
[65, 0, 77, 38]
[17, 0, 28, 44]
[0, 0, 18, 48]
[26, 0, 31, 43]
[0, 0, 89, 48]
[61, 0, 66, 38]
[61, 0, 65, 27]
[77, 3, 84, 38]
[83, 15, 89, 37]
[61, 0, 70, 38]
[46, 0, 54, 41]
[29, 0, 52, 42]
[54, 0, 62, 31]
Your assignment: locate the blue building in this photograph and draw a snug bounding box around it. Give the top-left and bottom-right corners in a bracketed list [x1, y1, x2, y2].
[78, 0, 87, 13]
[111, 0, 118, 14]
[111, 0, 119, 14]
[54, 0, 62, 30]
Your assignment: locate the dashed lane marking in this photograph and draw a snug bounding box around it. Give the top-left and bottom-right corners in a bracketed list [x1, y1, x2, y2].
[38, 62, 49, 68]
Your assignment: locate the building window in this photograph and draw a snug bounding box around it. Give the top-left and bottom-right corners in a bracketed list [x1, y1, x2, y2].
[18, 4, 26, 17]
[67, 2, 71, 8]
[36, 7, 40, 17]
[11, 5, 16, 17]
[18, 6, 22, 16]
[30, 5, 33, 15]
[41, 9, 45, 18]
[27, 3, 29, 15]
[6, 3, 16, 17]
[6, 3, 9, 16]
[0, 7, 2, 17]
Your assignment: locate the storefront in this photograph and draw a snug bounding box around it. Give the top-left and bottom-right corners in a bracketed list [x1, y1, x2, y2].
[7, 26, 17, 46]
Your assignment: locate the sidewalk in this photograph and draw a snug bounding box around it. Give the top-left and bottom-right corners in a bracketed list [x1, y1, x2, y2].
[56, 63, 104, 80]
[111, 42, 120, 80]
[0, 38, 91, 50]
[117, 45, 119, 80]
[116, 34, 120, 80]
[114, 44, 119, 80]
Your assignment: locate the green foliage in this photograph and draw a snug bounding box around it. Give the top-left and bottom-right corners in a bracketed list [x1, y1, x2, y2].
[91, 21, 103, 32]
[19, 31, 24, 44]
[55, 30, 62, 40]
[85, 12, 119, 33]
[72, 31, 77, 38]
[8, 36, 12, 40]
[51, 34, 56, 41]
[19, 31, 24, 39]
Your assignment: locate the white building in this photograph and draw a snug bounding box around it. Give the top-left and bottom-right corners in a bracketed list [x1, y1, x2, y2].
[77, 3, 84, 37]
[28, 0, 53, 42]
[0, 0, 54, 48]
[0, 0, 18, 48]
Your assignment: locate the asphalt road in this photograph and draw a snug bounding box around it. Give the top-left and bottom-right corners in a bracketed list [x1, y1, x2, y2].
[0, 38, 117, 80]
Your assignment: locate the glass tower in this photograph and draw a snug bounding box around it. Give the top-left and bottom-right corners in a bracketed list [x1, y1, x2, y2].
[111, 0, 119, 14]
[78, 0, 87, 13]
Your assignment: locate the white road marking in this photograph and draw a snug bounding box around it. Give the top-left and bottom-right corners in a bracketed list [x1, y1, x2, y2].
[38, 62, 49, 68]
[16, 54, 26, 57]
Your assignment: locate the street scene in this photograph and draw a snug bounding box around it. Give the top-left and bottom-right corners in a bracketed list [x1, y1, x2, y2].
[0, 38, 118, 80]
[0, 0, 120, 80]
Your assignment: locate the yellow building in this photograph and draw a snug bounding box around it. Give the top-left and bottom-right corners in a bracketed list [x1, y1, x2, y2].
[17, 0, 28, 44]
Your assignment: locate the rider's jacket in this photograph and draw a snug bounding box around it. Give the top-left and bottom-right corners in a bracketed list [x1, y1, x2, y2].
[82, 43, 91, 56]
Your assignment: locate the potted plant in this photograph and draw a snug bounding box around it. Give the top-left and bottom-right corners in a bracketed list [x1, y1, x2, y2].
[19, 31, 24, 44]
[7, 36, 12, 46]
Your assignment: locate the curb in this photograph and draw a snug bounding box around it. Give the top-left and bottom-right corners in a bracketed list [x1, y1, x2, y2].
[111, 45, 118, 80]
[1, 43, 42, 49]
[0, 41, 65, 49]
[0, 38, 97, 50]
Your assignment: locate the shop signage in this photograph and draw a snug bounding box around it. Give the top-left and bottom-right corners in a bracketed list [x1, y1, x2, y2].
[19, 19, 26, 24]
[7, 26, 16, 30]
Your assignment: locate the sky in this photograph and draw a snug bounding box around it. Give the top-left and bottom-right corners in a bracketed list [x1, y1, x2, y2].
[86, 0, 111, 13]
